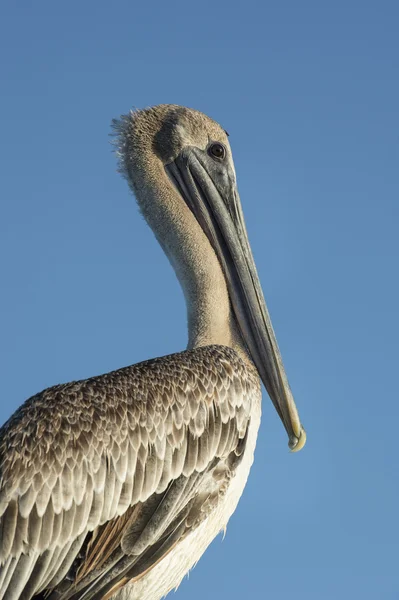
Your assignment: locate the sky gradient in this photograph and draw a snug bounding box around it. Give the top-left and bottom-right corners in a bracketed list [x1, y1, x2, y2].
[1, 1, 398, 599]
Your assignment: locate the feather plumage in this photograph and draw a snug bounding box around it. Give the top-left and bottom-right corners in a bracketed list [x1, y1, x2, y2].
[0, 346, 259, 600]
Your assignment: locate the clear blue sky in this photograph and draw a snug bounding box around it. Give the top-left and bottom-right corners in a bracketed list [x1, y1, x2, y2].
[1, 1, 398, 599]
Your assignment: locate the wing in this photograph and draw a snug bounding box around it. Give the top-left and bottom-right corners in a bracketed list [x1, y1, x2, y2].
[0, 346, 259, 600]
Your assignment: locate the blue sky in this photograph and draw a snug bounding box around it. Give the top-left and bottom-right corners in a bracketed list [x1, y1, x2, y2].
[1, 1, 398, 598]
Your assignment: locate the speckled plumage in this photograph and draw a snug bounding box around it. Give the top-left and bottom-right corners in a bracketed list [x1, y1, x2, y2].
[0, 346, 260, 600]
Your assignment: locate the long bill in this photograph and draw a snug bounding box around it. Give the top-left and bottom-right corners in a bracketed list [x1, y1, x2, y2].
[166, 147, 306, 452]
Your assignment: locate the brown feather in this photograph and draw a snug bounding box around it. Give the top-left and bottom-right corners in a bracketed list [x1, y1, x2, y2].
[0, 346, 259, 600]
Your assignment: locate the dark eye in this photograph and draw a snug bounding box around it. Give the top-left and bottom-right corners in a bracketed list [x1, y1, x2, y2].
[209, 143, 226, 160]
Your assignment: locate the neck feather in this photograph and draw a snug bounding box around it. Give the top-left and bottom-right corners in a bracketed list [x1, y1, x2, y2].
[129, 156, 240, 349]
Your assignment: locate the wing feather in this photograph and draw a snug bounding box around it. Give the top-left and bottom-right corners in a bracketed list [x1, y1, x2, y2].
[4, 551, 37, 600]
[0, 345, 259, 600]
[21, 549, 55, 599]
[0, 556, 20, 600]
[1, 500, 18, 558]
[37, 501, 54, 550]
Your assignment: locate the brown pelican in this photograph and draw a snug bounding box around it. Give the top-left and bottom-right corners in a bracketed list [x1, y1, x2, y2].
[0, 104, 305, 600]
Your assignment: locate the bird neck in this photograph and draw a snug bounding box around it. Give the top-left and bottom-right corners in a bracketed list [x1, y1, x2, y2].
[131, 160, 243, 351]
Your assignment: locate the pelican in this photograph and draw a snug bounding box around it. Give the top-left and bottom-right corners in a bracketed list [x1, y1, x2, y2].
[0, 104, 305, 600]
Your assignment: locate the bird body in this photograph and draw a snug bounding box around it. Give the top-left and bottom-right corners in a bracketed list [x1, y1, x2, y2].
[1, 347, 260, 600]
[118, 397, 261, 600]
[0, 105, 305, 600]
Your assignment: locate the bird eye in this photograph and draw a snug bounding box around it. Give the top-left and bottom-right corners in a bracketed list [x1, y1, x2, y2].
[209, 143, 226, 160]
